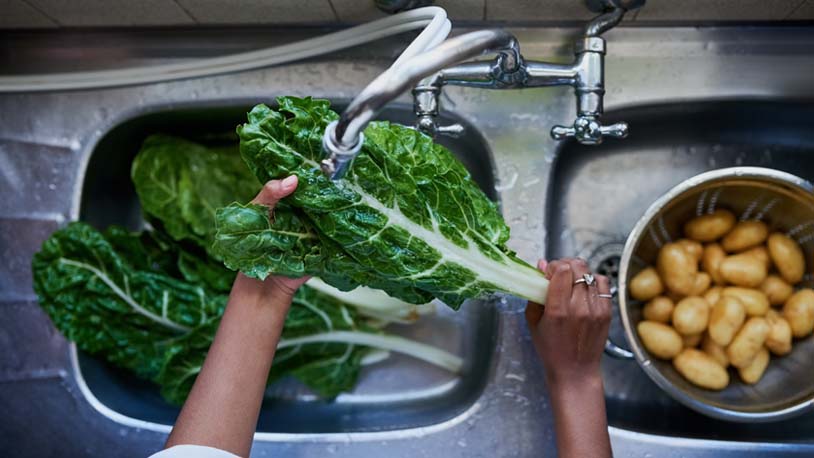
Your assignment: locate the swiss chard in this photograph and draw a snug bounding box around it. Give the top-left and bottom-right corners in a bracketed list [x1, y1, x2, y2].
[214, 96, 548, 308]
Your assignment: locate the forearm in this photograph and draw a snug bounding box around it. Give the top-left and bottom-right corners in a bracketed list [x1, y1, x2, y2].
[548, 372, 612, 458]
[166, 274, 292, 456]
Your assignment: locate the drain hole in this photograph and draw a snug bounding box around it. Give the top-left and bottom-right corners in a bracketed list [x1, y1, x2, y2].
[583, 241, 626, 293]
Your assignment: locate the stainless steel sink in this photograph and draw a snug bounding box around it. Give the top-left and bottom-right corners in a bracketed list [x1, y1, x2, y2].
[545, 100, 814, 442]
[77, 102, 499, 434]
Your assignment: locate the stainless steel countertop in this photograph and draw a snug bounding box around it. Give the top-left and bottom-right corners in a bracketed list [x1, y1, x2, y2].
[2, 25, 814, 457]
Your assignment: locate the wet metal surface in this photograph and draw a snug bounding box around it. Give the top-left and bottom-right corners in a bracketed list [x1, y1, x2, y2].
[2, 25, 814, 457]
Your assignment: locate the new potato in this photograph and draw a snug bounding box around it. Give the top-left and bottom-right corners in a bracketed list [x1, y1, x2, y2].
[765, 309, 792, 356]
[672, 297, 710, 335]
[719, 252, 768, 287]
[630, 267, 664, 301]
[684, 209, 736, 242]
[726, 317, 770, 369]
[673, 348, 729, 390]
[658, 243, 698, 296]
[643, 296, 674, 323]
[783, 289, 814, 338]
[760, 275, 794, 306]
[721, 221, 769, 252]
[637, 321, 683, 359]
[738, 347, 770, 385]
[767, 232, 805, 284]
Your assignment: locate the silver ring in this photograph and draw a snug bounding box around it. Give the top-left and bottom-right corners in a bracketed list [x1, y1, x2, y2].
[598, 293, 613, 299]
[573, 273, 596, 287]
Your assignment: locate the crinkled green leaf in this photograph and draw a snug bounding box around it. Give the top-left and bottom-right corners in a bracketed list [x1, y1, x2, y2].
[32, 223, 225, 379]
[132, 134, 260, 252]
[216, 96, 548, 308]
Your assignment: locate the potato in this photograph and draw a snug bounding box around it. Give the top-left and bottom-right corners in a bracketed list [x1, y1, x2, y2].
[703, 287, 723, 308]
[738, 347, 770, 385]
[689, 272, 712, 296]
[657, 243, 697, 296]
[702, 243, 727, 285]
[760, 275, 793, 306]
[768, 232, 805, 284]
[783, 289, 814, 338]
[684, 209, 736, 242]
[709, 296, 746, 346]
[629, 267, 664, 301]
[741, 245, 771, 270]
[673, 348, 730, 390]
[765, 309, 792, 356]
[683, 333, 702, 348]
[721, 221, 769, 252]
[672, 297, 710, 335]
[701, 333, 729, 367]
[677, 239, 703, 263]
[726, 317, 770, 368]
[643, 296, 674, 323]
[637, 321, 683, 359]
[722, 287, 770, 317]
[719, 253, 768, 287]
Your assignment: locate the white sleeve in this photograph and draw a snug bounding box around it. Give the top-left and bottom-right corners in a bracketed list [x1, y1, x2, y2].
[149, 444, 240, 458]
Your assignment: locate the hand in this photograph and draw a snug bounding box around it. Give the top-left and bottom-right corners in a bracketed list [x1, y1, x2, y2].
[525, 258, 612, 387]
[238, 175, 310, 299]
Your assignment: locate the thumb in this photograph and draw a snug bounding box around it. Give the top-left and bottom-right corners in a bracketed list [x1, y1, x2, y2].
[252, 175, 298, 208]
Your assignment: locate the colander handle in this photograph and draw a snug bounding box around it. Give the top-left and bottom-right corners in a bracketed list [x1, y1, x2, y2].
[603, 286, 635, 359]
[604, 339, 634, 359]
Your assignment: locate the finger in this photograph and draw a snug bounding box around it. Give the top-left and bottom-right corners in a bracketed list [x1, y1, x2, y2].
[566, 258, 592, 317]
[544, 259, 560, 279]
[251, 175, 299, 207]
[537, 259, 549, 277]
[594, 274, 613, 322]
[543, 261, 573, 316]
[525, 301, 544, 328]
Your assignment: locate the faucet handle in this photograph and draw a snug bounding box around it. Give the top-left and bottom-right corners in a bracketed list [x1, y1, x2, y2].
[551, 116, 628, 145]
[415, 115, 465, 139]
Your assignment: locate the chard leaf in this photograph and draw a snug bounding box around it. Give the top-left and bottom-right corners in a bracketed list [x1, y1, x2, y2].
[132, 134, 260, 252]
[32, 223, 225, 379]
[218, 96, 548, 308]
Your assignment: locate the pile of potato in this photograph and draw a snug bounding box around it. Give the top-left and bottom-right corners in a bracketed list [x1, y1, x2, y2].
[631, 209, 814, 390]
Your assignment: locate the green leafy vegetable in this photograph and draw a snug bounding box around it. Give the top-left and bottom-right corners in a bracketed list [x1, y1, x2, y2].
[32, 223, 225, 379]
[33, 222, 460, 405]
[131, 134, 259, 251]
[214, 96, 548, 308]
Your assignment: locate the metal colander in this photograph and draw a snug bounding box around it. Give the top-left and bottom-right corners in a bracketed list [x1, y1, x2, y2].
[617, 167, 814, 422]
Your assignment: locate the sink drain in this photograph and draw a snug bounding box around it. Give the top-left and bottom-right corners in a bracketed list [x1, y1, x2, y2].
[580, 241, 625, 293]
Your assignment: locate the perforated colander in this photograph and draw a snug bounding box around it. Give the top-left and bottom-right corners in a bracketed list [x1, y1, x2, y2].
[617, 167, 814, 422]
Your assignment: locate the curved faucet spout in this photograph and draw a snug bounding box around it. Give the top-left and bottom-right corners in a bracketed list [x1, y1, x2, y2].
[322, 29, 518, 179]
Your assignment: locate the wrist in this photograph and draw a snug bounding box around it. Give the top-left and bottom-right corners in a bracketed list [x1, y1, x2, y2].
[546, 368, 604, 396]
[231, 274, 296, 312]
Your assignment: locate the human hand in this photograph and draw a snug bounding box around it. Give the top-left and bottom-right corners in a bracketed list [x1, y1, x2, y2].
[234, 176, 310, 299]
[525, 258, 612, 388]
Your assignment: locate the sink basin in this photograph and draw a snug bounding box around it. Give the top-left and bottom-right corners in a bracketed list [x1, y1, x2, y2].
[545, 100, 814, 441]
[76, 102, 499, 434]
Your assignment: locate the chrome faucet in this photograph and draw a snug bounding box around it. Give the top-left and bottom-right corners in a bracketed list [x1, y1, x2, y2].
[322, 0, 645, 179]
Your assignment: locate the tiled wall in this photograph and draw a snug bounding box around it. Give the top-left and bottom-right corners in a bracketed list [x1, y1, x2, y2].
[2, 0, 813, 29]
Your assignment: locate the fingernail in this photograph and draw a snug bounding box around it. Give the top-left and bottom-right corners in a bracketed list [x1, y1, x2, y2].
[282, 175, 297, 189]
